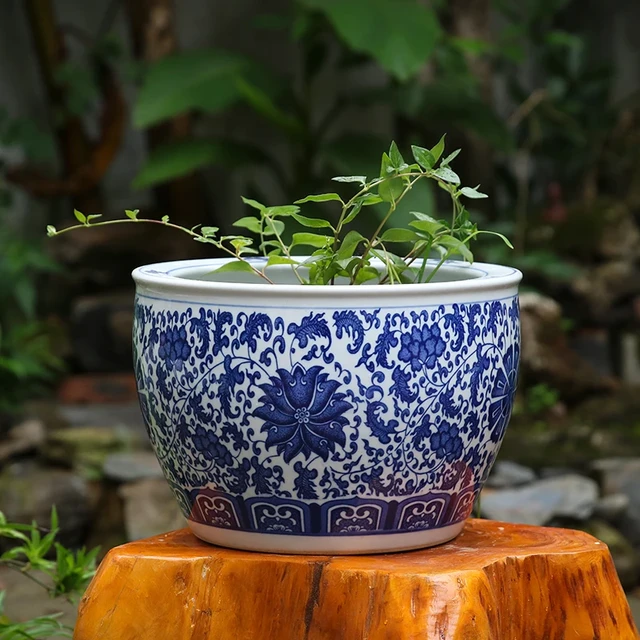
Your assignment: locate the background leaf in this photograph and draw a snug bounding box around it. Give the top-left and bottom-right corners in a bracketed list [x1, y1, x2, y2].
[133, 49, 249, 127]
[299, 0, 442, 81]
[133, 140, 261, 188]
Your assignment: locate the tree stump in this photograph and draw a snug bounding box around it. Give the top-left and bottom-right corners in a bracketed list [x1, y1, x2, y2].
[74, 519, 638, 639]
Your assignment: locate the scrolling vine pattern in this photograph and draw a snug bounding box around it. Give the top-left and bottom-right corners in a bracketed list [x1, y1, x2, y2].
[134, 296, 519, 536]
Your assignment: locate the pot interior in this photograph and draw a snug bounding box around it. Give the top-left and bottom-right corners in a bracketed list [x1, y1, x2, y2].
[170, 259, 487, 286]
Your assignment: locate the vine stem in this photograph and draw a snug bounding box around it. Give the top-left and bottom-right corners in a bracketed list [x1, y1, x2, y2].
[50, 218, 275, 284]
[350, 174, 423, 285]
[263, 215, 306, 285]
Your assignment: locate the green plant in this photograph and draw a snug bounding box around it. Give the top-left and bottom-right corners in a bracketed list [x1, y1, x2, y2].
[0, 509, 99, 639]
[525, 383, 561, 416]
[49, 139, 511, 285]
[0, 218, 62, 413]
[128, 0, 510, 233]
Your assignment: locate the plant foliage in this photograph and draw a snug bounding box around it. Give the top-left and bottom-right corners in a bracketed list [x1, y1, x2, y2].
[50, 140, 511, 285]
[0, 509, 99, 639]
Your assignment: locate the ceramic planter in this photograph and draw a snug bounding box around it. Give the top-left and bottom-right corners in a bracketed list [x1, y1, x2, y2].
[132, 258, 521, 554]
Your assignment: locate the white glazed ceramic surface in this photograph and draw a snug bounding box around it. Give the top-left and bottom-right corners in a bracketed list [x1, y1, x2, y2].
[132, 258, 521, 554]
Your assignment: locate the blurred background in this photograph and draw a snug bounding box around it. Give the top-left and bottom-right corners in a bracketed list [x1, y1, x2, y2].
[1, 0, 640, 627]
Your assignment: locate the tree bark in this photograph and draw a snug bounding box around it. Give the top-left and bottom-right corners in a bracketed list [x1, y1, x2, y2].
[125, 0, 208, 228]
[24, 0, 101, 212]
[74, 519, 638, 639]
[449, 0, 496, 208]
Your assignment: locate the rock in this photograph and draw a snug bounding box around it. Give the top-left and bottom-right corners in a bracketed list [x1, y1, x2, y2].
[0, 419, 45, 464]
[103, 452, 163, 483]
[591, 458, 640, 546]
[573, 261, 640, 326]
[582, 519, 639, 590]
[538, 467, 577, 479]
[486, 461, 536, 488]
[56, 402, 148, 439]
[70, 291, 135, 372]
[119, 479, 185, 541]
[57, 373, 138, 404]
[519, 292, 616, 399]
[594, 493, 630, 523]
[46, 426, 136, 478]
[0, 462, 91, 547]
[481, 474, 599, 526]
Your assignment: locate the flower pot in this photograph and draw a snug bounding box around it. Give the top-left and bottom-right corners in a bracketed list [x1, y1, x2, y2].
[132, 258, 521, 554]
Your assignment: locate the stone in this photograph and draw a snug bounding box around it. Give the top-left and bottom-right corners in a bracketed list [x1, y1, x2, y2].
[56, 402, 148, 439]
[591, 458, 640, 546]
[0, 419, 45, 464]
[594, 493, 630, 523]
[69, 291, 135, 373]
[573, 261, 640, 326]
[57, 373, 138, 404]
[0, 462, 91, 547]
[118, 478, 185, 541]
[485, 460, 536, 488]
[582, 520, 639, 590]
[480, 474, 599, 526]
[45, 426, 137, 478]
[539, 467, 577, 479]
[519, 292, 615, 399]
[103, 451, 163, 483]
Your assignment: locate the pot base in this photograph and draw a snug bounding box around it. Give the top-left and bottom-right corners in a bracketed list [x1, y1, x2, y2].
[187, 520, 465, 554]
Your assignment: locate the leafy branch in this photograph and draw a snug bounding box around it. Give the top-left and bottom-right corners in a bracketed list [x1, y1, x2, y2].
[48, 138, 512, 284]
[0, 509, 99, 640]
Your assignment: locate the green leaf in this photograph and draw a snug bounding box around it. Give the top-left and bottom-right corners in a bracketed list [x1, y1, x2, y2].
[133, 140, 260, 188]
[46, 225, 57, 237]
[235, 77, 302, 133]
[437, 235, 474, 262]
[430, 134, 446, 163]
[477, 230, 514, 249]
[233, 217, 263, 234]
[355, 266, 380, 284]
[379, 228, 418, 243]
[265, 205, 300, 217]
[161, 215, 170, 223]
[291, 213, 334, 229]
[379, 176, 405, 203]
[241, 197, 265, 211]
[73, 209, 86, 224]
[265, 255, 298, 267]
[336, 230, 366, 259]
[125, 209, 139, 220]
[133, 49, 249, 127]
[388, 141, 404, 168]
[299, 0, 441, 81]
[459, 186, 488, 199]
[209, 260, 257, 276]
[409, 218, 444, 236]
[332, 175, 367, 185]
[263, 219, 285, 236]
[201, 226, 218, 237]
[379, 152, 393, 177]
[294, 193, 343, 204]
[432, 167, 460, 184]
[291, 232, 330, 248]
[360, 194, 383, 206]
[342, 202, 363, 225]
[441, 149, 461, 166]
[230, 238, 257, 254]
[411, 145, 435, 170]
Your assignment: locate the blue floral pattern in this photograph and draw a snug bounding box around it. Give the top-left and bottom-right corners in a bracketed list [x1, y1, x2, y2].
[133, 296, 520, 537]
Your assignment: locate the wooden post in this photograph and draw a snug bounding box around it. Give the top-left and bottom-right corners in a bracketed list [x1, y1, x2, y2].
[74, 519, 638, 639]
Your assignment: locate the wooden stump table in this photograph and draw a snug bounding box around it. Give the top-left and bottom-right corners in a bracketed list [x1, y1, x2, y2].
[74, 519, 638, 639]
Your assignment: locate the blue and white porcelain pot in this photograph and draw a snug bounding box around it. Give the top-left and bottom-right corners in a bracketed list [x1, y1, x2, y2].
[132, 258, 521, 554]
